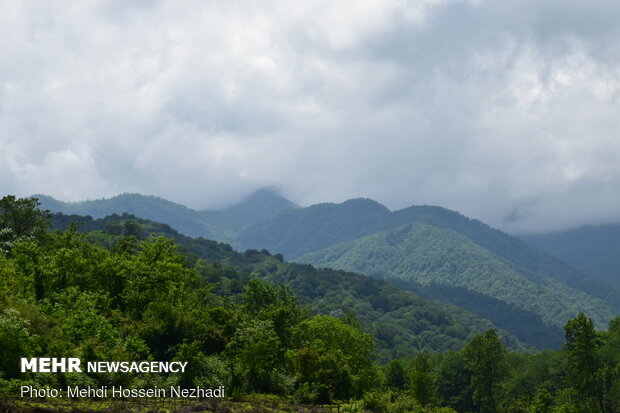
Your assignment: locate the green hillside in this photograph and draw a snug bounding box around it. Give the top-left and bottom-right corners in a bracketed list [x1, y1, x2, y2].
[50, 212, 529, 360]
[297, 223, 617, 330]
[237, 199, 620, 331]
[384, 279, 564, 349]
[238, 200, 617, 303]
[389, 206, 620, 309]
[522, 224, 620, 287]
[239, 201, 618, 307]
[40, 191, 619, 314]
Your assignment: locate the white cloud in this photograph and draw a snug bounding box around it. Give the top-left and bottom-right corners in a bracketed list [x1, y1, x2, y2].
[1, 0, 620, 232]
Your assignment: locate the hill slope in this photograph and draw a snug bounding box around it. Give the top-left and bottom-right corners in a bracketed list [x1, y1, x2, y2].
[297, 222, 616, 330]
[238, 200, 620, 324]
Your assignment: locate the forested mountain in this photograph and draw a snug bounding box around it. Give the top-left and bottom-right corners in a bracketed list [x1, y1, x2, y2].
[40, 192, 620, 341]
[234, 197, 620, 331]
[35, 188, 297, 242]
[386, 278, 564, 349]
[237, 200, 617, 307]
[296, 222, 616, 329]
[4, 196, 620, 412]
[50, 212, 528, 360]
[522, 224, 620, 288]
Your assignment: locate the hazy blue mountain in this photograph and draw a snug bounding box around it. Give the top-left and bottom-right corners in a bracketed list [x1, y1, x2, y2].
[215, 188, 298, 226]
[35, 188, 297, 242]
[37, 193, 211, 238]
[521, 224, 620, 288]
[296, 222, 617, 330]
[235, 198, 391, 257]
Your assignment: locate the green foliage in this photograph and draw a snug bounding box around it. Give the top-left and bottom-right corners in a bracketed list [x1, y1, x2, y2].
[463, 329, 507, 413]
[1, 207, 357, 401]
[243, 278, 305, 349]
[292, 315, 377, 400]
[173, 341, 210, 388]
[564, 313, 602, 396]
[226, 319, 283, 394]
[410, 353, 435, 407]
[435, 350, 475, 412]
[298, 222, 616, 332]
[0, 196, 50, 254]
[385, 359, 406, 389]
[43, 287, 118, 350]
[362, 389, 392, 412]
[530, 388, 553, 413]
[563, 313, 609, 412]
[0, 309, 39, 379]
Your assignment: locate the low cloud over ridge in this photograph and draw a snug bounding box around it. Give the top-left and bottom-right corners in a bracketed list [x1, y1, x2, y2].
[2, 0, 620, 233]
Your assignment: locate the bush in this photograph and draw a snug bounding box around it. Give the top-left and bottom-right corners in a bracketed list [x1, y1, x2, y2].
[362, 390, 391, 413]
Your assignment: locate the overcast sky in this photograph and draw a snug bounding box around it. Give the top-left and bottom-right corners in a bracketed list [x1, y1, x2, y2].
[2, 0, 620, 233]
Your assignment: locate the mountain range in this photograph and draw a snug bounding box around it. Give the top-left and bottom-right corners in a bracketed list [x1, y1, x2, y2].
[35, 188, 297, 242]
[36, 189, 620, 349]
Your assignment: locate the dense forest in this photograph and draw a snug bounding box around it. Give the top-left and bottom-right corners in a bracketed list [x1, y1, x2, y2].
[296, 222, 615, 329]
[2, 196, 620, 412]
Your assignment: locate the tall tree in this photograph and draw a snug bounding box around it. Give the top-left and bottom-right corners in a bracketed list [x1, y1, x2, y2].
[0, 196, 50, 247]
[435, 351, 475, 412]
[410, 352, 435, 407]
[564, 312, 605, 412]
[292, 315, 376, 401]
[463, 329, 507, 413]
[385, 359, 406, 389]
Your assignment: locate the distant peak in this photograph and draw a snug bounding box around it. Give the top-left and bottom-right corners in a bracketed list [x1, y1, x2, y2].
[343, 197, 386, 206]
[217, 188, 298, 225]
[245, 188, 291, 201]
[230, 188, 298, 210]
[340, 197, 390, 212]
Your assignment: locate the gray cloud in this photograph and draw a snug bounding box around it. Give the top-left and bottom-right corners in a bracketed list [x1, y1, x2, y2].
[1, 0, 620, 233]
